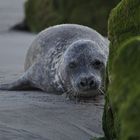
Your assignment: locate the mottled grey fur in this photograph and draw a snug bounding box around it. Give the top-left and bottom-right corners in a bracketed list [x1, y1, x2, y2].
[0, 24, 109, 97]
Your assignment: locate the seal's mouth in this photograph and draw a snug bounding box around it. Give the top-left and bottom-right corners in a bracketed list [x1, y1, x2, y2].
[73, 87, 101, 97]
[70, 76, 102, 97]
[66, 84, 104, 99]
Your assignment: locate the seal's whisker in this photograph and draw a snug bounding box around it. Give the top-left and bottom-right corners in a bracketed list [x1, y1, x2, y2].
[98, 88, 105, 96]
[62, 88, 74, 99]
[63, 89, 72, 95]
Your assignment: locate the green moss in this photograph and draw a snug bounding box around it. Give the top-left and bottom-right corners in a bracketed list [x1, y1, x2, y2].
[25, 0, 62, 32]
[103, 1, 140, 139]
[109, 0, 140, 43]
[62, 0, 119, 35]
[120, 91, 140, 140]
[103, 0, 140, 139]
[109, 37, 140, 140]
[108, 0, 140, 68]
[25, 0, 120, 35]
[104, 37, 140, 140]
[102, 94, 116, 140]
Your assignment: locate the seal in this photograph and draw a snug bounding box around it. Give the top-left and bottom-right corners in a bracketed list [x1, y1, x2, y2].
[0, 24, 109, 97]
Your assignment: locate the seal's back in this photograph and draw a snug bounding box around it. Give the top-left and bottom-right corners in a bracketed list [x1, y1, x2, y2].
[24, 24, 108, 71]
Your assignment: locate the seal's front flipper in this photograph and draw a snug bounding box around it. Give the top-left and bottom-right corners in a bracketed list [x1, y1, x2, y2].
[0, 75, 36, 91]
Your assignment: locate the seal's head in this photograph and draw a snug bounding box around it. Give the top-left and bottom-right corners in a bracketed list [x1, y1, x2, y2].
[59, 40, 108, 97]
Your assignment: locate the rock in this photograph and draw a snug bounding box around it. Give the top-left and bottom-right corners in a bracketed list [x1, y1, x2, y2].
[108, 37, 140, 140]
[24, 0, 120, 35]
[108, 0, 140, 67]
[103, 0, 140, 139]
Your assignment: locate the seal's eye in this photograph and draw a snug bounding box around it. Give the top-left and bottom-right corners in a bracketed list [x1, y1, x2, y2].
[69, 61, 77, 69]
[92, 60, 103, 69]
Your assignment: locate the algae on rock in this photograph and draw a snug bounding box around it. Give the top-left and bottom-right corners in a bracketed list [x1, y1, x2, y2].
[25, 0, 62, 32]
[107, 37, 140, 140]
[103, 0, 140, 139]
[108, 0, 140, 68]
[25, 0, 120, 35]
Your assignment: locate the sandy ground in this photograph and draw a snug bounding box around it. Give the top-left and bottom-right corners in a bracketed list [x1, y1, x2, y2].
[0, 1, 104, 140]
[0, 31, 104, 140]
[0, 0, 25, 32]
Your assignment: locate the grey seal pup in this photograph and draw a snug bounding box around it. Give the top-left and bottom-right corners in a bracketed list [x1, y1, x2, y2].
[0, 24, 109, 97]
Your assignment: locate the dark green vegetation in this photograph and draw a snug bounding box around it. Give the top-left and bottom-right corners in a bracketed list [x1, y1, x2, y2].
[25, 0, 61, 32]
[104, 37, 140, 140]
[108, 0, 140, 68]
[102, 0, 140, 140]
[25, 0, 120, 35]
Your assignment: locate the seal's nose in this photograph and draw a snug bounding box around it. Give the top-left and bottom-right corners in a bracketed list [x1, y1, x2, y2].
[79, 76, 97, 90]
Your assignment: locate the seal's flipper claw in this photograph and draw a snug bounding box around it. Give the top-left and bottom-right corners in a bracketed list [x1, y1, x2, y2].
[0, 76, 34, 91]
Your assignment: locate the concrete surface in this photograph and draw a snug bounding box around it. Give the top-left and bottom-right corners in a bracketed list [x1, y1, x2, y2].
[0, 0, 105, 140]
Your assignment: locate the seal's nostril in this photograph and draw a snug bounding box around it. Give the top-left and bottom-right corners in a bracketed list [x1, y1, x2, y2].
[89, 80, 94, 87]
[80, 81, 86, 87]
[79, 77, 98, 89]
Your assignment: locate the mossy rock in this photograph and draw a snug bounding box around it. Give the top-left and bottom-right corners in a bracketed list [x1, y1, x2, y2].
[108, 0, 140, 67]
[103, 0, 140, 139]
[25, 0, 62, 32]
[108, 37, 140, 140]
[59, 0, 120, 35]
[25, 0, 120, 35]
[109, 0, 140, 45]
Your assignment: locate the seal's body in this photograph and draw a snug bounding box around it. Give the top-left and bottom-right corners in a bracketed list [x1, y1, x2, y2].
[0, 24, 109, 97]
